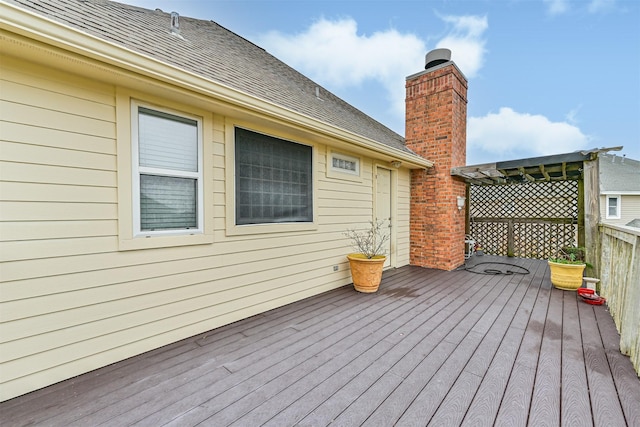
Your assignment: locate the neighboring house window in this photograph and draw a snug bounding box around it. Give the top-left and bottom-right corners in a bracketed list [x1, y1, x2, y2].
[331, 152, 359, 176]
[132, 104, 203, 236]
[235, 127, 313, 225]
[606, 195, 621, 219]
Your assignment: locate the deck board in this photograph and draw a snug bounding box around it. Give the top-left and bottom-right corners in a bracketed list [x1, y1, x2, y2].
[1, 257, 639, 427]
[561, 290, 593, 427]
[579, 301, 628, 426]
[529, 287, 563, 426]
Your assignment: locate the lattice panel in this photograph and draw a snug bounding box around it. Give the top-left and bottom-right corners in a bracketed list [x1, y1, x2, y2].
[469, 180, 579, 260]
[470, 180, 578, 220]
[470, 221, 510, 255]
[512, 222, 578, 259]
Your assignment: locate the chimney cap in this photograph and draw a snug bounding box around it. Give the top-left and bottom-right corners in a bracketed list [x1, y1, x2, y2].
[425, 48, 451, 70]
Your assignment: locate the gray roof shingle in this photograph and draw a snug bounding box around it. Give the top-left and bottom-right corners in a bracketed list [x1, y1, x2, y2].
[599, 154, 640, 193]
[7, 0, 416, 156]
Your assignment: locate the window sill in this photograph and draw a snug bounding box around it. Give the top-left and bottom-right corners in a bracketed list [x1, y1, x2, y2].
[119, 233, 214, 251]
[226, 221, 318, 236]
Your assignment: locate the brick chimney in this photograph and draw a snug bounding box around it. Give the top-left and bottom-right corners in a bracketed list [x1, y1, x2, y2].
[406, 49, 468, 270]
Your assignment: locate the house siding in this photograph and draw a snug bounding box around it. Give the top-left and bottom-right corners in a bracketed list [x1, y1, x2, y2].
[0, 55, 412, 401]
[600, 194, 640, 226]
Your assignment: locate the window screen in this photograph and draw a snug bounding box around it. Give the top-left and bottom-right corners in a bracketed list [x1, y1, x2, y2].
[140, 175, 197, 230]
[607, 196, 619, 218]
[136, 107, 200, 232]
[235, 128, 312, 225]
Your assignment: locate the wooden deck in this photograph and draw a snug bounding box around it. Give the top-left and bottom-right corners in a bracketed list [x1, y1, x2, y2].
[2, 257, 639, 426]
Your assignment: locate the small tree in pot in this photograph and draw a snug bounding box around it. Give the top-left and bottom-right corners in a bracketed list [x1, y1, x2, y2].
[344, 220, 389, 293]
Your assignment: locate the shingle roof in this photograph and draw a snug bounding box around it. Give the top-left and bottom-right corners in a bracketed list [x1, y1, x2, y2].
[7, 0, 416, 156]
[599, 154, 640, 193]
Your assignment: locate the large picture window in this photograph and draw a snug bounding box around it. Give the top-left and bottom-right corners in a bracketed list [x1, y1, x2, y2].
[235, 127, 313, 225]
[132, 104, 203, 235]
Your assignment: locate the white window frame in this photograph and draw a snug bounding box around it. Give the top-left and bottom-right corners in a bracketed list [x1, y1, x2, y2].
[327, 150, 362, 182]
[234, 126, 314, 226]
[605, 194, 621, 219]
[116, 91, 214, 251]
[224, 120, 318, 236]
[131, 100, 204, 237]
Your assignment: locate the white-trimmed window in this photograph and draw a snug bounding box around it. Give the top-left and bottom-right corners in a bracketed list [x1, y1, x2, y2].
[606, 195, 621, 219]
[132, 102, 203, 236]
[235, 127, 313, 225]
[326, 150, 362, 182]
[331, 152, 359, 176]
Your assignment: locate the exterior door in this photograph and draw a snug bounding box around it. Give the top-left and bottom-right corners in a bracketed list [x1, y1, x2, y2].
[376, 167, 392, 268]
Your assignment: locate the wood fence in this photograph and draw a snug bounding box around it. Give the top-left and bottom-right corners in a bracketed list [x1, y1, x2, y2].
[599, 224, 640, 376]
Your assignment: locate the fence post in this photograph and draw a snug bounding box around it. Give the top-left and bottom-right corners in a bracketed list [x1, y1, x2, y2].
[507, 219, 514, 257]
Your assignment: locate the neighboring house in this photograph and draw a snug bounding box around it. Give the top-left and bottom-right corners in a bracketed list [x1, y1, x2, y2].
[599, 154, 640, 227]
[0, 0, 468, 400]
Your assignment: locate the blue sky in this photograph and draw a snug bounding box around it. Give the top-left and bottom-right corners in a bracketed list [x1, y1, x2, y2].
[124, 0, 639, 165]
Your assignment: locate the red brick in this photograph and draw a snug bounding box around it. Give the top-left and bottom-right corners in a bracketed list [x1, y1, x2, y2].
[406, 62, 467, 271]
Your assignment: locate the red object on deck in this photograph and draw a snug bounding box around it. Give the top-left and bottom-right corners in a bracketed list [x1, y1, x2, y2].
[577, 287, 606, 305]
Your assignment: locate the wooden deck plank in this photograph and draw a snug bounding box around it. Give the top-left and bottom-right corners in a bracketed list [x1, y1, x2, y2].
[120, 302, 407, 425]
[494, 268, 552, 426]
[393, 331, 485, 425]
[594, 305, 640, 426]
[197, 284, 440, 426]
[356, 266, 518, 425]
[579, 301, 628, 426]
[528, 286, 563, 426]
[561, 291, 593, 427]
[427, 371, 483, 426]
[261, 270, 484, 426]
[294, 269, 496, 426]
[422, 262, 539, 425]
[461, 326, 528, 426]
[53, 329, 301, 426]
[2, 281, 355, 425]
[32, 289, 359, 426]
[459, 259, 546, 426]
[464, 258, 544, 377]
[131, 268, 454, 426]
[229, 270, 458, 426]
[289, 269, 492, 426]
[1, 258, 638, 427]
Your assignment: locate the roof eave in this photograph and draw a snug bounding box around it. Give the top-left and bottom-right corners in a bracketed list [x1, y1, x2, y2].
[0, 2, 432, 169]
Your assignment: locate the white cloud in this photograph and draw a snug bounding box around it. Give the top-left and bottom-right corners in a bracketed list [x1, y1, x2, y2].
[544, 0, 570, 15]
[468, 107, 591, 163]
[259, 18, 425, 121]
[436, 15, 488, 78]
[258, 14, 488, 131]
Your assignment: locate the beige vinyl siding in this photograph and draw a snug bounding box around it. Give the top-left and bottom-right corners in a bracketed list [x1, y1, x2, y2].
[0, 56, 413, 401]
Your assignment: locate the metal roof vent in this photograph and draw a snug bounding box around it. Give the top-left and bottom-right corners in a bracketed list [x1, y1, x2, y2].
[425, 48, 451, 70]
[170, 11, 180, 34]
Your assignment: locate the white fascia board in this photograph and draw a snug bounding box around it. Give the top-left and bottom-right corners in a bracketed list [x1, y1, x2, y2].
[601, 191, 640, 195]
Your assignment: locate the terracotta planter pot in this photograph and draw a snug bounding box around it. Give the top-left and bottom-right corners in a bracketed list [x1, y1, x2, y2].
[347, 253, 386, 293]
[548, 260, 586, 290]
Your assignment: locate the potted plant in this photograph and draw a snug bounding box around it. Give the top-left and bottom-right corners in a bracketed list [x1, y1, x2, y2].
[548, 246, 589, 291]
[344, 220, 389, 293]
